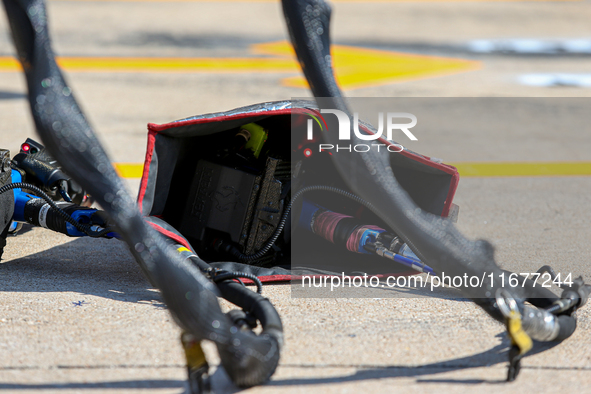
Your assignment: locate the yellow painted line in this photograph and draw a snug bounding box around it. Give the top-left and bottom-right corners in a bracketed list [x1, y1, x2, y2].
[450, 162, 591, 177]
[0, 41, 479, 90]
[114, 162, 591, 179]
[0, 58, 21, 70]
[0, 57, 295, 72]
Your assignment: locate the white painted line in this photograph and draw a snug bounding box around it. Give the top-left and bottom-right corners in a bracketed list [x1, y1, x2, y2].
[518, 73, 591, 87]
[468, 39, 591, 54]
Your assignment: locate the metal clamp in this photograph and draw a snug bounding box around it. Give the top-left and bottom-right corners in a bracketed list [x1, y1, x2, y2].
[496, 289, 519, 319]
[495, 289, 533, 382]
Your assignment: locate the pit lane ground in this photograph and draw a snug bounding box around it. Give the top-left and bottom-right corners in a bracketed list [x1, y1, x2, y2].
[1, 0, 591, 393]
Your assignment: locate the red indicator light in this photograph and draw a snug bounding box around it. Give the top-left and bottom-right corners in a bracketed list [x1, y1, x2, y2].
[304, 148, 312, 158]
[21, 143, 30, 152]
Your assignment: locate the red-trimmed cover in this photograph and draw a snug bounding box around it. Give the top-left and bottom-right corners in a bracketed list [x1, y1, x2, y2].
[139, 107, 458, 216]
[138, 104, 460, 282]
[138, 130, 156, 214]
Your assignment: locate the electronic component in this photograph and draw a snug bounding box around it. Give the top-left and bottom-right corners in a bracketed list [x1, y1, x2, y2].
[241, 123, 268, 158]
[178, 155, 288, 263]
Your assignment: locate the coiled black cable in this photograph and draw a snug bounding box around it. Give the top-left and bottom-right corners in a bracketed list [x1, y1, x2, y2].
[184, 253, 264, 294]
[232, 185, 379, 262]
[211, 271, 263, 294]
[0, 182, 107, 237]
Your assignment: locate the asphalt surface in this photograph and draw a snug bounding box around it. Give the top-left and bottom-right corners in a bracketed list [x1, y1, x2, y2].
[1, 0, 591, 393]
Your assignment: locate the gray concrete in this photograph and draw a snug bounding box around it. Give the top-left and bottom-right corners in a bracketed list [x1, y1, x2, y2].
[1, 0, 591, 393]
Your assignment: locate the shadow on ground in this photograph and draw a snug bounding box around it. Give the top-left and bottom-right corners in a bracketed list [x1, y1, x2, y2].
[0, 236, 164, 306]
[0, 90, 25, 100]
[0, 379, 185, 390]
[268, 340, 560, 388]
[0, 339, 560, 392]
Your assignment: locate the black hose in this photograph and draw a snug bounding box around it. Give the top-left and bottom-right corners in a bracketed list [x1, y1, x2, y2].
[183, 251, 282, 387]
[555, 315, 577, 341]
[0, 182, 105, 237]
[281, 0, 563, 324]
[214, 279, 283, 387]
[2, 0, 281, 388]
[212, 271, 263, 294]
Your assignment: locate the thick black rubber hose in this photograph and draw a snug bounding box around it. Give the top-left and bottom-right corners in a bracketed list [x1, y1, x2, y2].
[555, 315, 577, 341]
[3, 0, 281, 386]
[183, 253, 282, 387]
[2, 0, 229, 342]
[214, 279, 283, 387]
[281, 0, 567, 329]
[153, 211, 283, 386]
